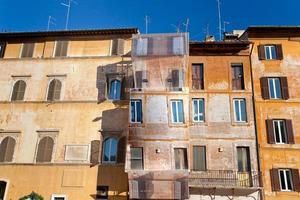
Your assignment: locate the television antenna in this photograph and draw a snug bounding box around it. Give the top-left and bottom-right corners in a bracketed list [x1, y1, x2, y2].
[47, 16, 56, 31]
[144, 15, 151, 34]
[183, 18, 190, 33]
[61, 0, 78, 30]
[216, 0, 222, 40]
[171, 22, 181, 33]
[223, 21, 230, 32]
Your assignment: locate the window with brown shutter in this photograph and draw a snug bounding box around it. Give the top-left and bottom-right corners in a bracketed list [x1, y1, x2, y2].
[36, 136, 54, 163]
[171, 69, 180, 88]
[21, 43, 34, 58]
[117, 136, 126, 163]
[55, 41, 68, 57]
[47, 79, 62, 101]
[280, 77, 289, 100]
[276, 44, 283, 60]
[260, 77, 269, 99]
[270, 168, 281, 191]
[0, 136, 16, 162]
[192, 64, 204, 90]
[286, 120, 295, 144]
[258, 45, 266, 60]
[231, 64, 244, 90]
[291, 169, 300, 192]
[0, 42, 6, 58]
[11, 80, 26, 101]
[111, 39, 125, 55]
[135, 71, 143, 89]
[266, 119, 276, 144]
[90, 140, 100, 164]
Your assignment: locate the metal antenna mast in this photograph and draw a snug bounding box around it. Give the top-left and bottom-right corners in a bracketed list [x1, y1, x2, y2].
[144, 15, 150, 34]
[61, 0, 78, 30]
[47, 16, 56, 31]
[223, 21, 230, 32]
[183, 18, 190, 33]
[216, 0, 222, 40]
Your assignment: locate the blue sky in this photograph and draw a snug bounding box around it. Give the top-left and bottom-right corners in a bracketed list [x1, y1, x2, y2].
[1, 0, 300, 40]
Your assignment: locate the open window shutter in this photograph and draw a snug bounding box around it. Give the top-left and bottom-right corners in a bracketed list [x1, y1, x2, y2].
[280, 77, 289, 100]
[172, 70, 179, 88]
[117, 39, 125, 55]
[11, 81, 20, 101]
[4, 137, 16, 162]
[47, 81, 55, 101]
[276, 44, 283, 60]
[53, 80, 62, 100]
[121, 78, 127, 100]
[111, 39, 118, 55]
[260, 77, 270, 99]
[258, 45, 266, 60]
[135, 71, 143, 88]
[44, 137, 54, 162]
[90, 140, 100, 164]
[285, 120, 295, 144]
[0, 139, 6, 162]
[270, 168, 280, 191]
[117, 136, 126, 163]
[18, 81, 26, 100]
[266, 120, 275, 144]
[291, 169, 300, 192]
[36, 138, 46, 162]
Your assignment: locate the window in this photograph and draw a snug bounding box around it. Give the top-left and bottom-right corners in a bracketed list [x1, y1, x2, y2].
[21, 43, 34, 58]
[0, 43, 6, 58]
[231, 64, 244, 90]
[0, 181, 7, 200]
[0, 136, 16, 162]
[51, 194, 67, 200]
[171, 100, 184, 123]
[130, 100, 142, 123]
[192, 98, 204, 122]
[36, 136, 54, 163]
[266, 119, 294, 144]
[169, 69, 183, 90]
[11, 80, 26, 101]
[192, 64, 204, 90]
[237, 147, 250, 172]
[55, 41, 68, 57]
[233, 98, 247, 122]
[173, 36, 184, 55]
[97, 186, 109, 199]
[261, 77, 289, 100]
[47, 79, 62, 101]
[111, 39, 125, 55]
[130, 147, 143, 170]
[102, 138, 117, 163]
[264, 45, 277, 60]
[258, 44, 283, 60]
[193, 146, 206, 171]
[174, 148, 188, 170]
[136, 38, 148, 56]
[279, 169, 293, 191]
[109, 79, 121, 100]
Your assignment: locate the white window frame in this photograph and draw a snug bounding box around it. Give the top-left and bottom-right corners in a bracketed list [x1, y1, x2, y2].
[273, 120, 287, 144]
[233, 98, 247, 122]
[171, 100, 184, 123]
[264, 45, 277, 60]
[268, 78, 281, 99]
[192, 98, 204, 122]
[51, 194, 67, 200]
[102, 137, 118, 164]
[130, 99, 142, 123]
[279, 169, 293, 191]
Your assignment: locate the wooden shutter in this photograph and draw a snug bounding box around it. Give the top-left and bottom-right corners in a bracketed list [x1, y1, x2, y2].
[117, 136, 126, 163]
[258, 45, 266, 60]
[280, 77, 289, 100]
[12, 80, 26, 101]
[90, 140, 100, 164]
[286, 120, 295, 144]
[47, 79, 62, 101]
[266, 119, 275, 144]
[260, 77, 270, 99]
[111, 39, 124, 55]
[192, 64, 201, 90]
[135, 71, 143, 88]
[276, 44, 283, 60]
[0, 137, 16, 162]
[21, 43, 34, 58]
[55, 41, 68, 57]
[47, 80, 55, 101]
[0, 43, 6, 58]
[270, 168, 281, 191]
[291, 169, 300, 192]
[36, 137, 54, 162]
[172, 70, 179, 88]
[148, 37, 153, 55]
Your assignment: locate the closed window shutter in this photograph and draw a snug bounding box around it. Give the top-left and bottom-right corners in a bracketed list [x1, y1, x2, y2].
[172, 69, 179, 88]
[12, 80, 26, 101]
[266, 119, 275, 144]
[270, 168, 281, 191]
[260, 77, 270, 99]
[192, 65, 201, 90]
[90, 140, 100, 164]
[36, 137, 54, 162]
[0, 137, 16, 162]
[117, 136, 126, 163]
[117, 39, 125, 55]
[280, 77, 289, 100]
[291, 169, 300, 192]
[53, 80, 62, 100]
[135, 71, 143, 88]
[21, 43, 34, 58]
[55, 41, 68, 57]
[147, 38, 153, 55]
[285, 120, 295, 144]
[258, 45, 266, 60]
[276, 44, 283, 60]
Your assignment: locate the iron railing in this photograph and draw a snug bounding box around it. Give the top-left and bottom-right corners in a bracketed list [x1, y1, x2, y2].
[189, 170, 260, 188]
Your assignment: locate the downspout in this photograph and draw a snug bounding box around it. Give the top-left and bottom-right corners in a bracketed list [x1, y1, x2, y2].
[249, 41, 264, 200]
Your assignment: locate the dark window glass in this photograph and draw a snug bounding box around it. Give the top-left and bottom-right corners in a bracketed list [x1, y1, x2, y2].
[265, 45, 277, 60]
[231, 64, 244, 90]
[102, 138, 117, 163]
[273, 120, 287, 144]
[130, 147, 143, 169]
[193, 146, 206, 171]
[237, 147, 250, 172]
[171, 100, 184, 123]
[279, 169, 293, 191]
[0, 181, 7, 200]
[192, 64, 204, 90]
[268, 78, 282, 99]
[109, 79, 121, 100]
[130, 100, 142, 123]
[0, 43, 6, 58]
[174, 148, 188, 170]
[234, 99, 247, 122]
[193, 98, 204, 122]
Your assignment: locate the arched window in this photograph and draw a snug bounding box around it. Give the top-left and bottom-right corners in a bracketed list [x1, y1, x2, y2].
[47, 79, 62, 101]
[109, 79, 121, 100]
[0, 181, 7, 200]
[0, 136, 16, 162]
[11, 80, 26, 101]
[36, 136, 54, 163]
[102, 137, 118, 163]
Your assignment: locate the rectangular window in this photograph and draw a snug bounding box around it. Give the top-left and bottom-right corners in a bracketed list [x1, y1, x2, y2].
[273, 120, 287, 144]
[173, 36, 184, 55]
[192, 98, 204, 122]
[130, 100, 142, 123]
[237, 147, 251, 172]
[130, 147, 143, 170]
[174, 148, 188, 170]
[21, 43, 34, 58]
[171, 100, 184, 123]
[136, 38, 148, 56]
[193, 146, 206, 171]
[55, 41, 68, 57]
[231, 64, 244, 90]
[233, 98, 247, 122]
[0, 43, 6, 58]
[279, 169, 293, 191]
[51, 195, 67, 200]
[268, 78, 282, 99]
[264, 45, 277, 60]
[111, 39, 125, 55]
[192, 64, 204, 90]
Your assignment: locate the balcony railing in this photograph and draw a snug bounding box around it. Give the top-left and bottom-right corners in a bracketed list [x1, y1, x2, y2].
[189, 170, 260, 188]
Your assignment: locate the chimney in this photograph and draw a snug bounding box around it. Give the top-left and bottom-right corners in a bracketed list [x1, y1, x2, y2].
[205, 35, 215, 42]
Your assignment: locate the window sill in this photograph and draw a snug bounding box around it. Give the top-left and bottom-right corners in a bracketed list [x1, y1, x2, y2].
[190, 121, 207, 126]
[129, 123, 144, 128]
[1, 55, 125, 60]
[231, 121, 251, 127]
